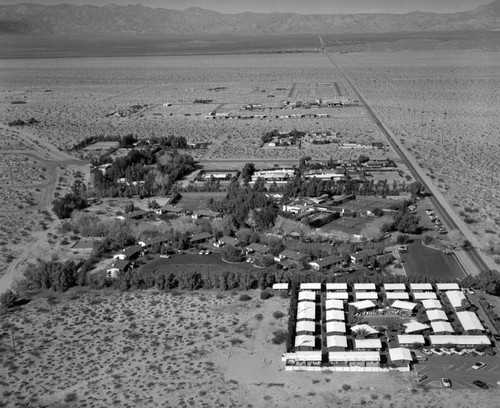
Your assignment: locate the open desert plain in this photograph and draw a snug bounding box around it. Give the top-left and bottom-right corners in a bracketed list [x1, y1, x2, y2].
[1, 1, 500, 408]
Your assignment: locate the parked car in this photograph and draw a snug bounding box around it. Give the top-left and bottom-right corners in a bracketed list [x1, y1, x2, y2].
[473, 350, 486, 356]
[441, 348, 453, 355]
[159, 255, 170, 259]
[420, 348, 433, 356]
[450, 348, 466, 356]
[416, 355, 427, 362]
[204, 250, 211, 255]
[431, 348, 445, 356]
[472, 362, 486, 370]
[473, 380, 489, 389]
[441, 378, 452, 388]
[493, 334, 500, 341]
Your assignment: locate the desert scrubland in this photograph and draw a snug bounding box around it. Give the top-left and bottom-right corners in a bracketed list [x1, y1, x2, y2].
[0, 54, 396, 164]
[1, 288, 498, 408]
[335, 50, 500, 258]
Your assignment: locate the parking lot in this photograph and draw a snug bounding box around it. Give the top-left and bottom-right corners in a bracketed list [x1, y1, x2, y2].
[400, 240, 465, 279]
[416, 353, 500, 389]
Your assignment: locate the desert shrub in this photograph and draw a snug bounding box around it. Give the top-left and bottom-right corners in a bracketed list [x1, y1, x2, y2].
[422, 235, 433, 245]
[272, 311, 285, 319]
[342, 384, 352, 391]
[64, 392, 77, 402]
[0, 290, 18, 309]
[239, 294, 252, 301]
[271, 329, 287, 345]
[255, 313, 263, 320]
[260, 288, 274, 300]
[230, 338, 243, 346]
[279, 291, 290, 299]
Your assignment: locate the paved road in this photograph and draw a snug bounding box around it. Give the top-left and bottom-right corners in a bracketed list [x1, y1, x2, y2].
[324, 51, 494, 276]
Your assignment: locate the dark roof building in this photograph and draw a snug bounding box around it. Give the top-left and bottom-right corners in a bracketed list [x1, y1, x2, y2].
[246, 243, 270, 254]
[190, 232, 213, 243]
[309, 255, 343, 271]
[278, 249, 308, 262]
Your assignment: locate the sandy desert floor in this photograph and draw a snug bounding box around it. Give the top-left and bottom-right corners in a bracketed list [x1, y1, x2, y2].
[0, 288, 499, 408]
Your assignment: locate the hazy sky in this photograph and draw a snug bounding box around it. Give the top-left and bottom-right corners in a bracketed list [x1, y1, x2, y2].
[2, 0, 493, 14]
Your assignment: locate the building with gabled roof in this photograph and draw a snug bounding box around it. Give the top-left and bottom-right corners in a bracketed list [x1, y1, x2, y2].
[327, 292, 349, 300]
[295, 334, 316, 350]
[325, 299, 344, 310]
[355, 292, 378, 301]
[429, 335, 490, 347]
[410, 283, 433, 291]
[351, 324, 379, 336]
[422, 299, 443, 310]
[246, 243, 270, 254]
[386, 292, 409, 300]
[326, 283, 348, 291]
[413, 291, 437, 300]
[391, 300, 417, 311]
[190, 232, 213, 243]
[297, 301, 316, 321]
[436, 283, 460, 291]
[309, 255, 343, 271]
[446, 290, 467, 310]
[298, 291, 316, 302]
[300, 283, 321, 291]
[325, 321, 346, 334]
[349, 300, 377, 311]
[404, 320, 430, 334]
[384, 283, 406, 291]
[296, 320, 316, 334]
[328, 351, 380, 367]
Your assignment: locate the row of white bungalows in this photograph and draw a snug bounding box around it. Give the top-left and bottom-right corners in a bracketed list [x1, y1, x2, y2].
[445, 290, 467, 310]
[296, 320, 316, 335]
[354, 338, 382, 351]
[431, 321, 454, 334]
[409, 283, 437, 300]
[456, 311, 485, 334]
[282, 351, 322, 366]
[327, 291, 349, 301]
[354, 283, 376, 292]
[328, 352, 380, 368]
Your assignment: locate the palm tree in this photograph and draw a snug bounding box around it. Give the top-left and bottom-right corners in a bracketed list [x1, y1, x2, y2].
[353, 327, 370, 339]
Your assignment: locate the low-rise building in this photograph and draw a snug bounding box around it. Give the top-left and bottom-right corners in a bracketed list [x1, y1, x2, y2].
[309, 255, 343, 271]
[429, 335, 490, 347]
[456, 311, 485, 333]
[190, 232, 213, 244]
[326, 335, 348, 351]
[328, 351, 380, 368]
[397, 334, 425, 347]
[354, 339, 382, 351]
[388, 348, 413, 370]
[431, 321, 454, 334]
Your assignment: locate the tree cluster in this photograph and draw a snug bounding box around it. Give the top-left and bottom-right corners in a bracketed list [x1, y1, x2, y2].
[52, 192, 88, 219]
[23, 260, 85, 292]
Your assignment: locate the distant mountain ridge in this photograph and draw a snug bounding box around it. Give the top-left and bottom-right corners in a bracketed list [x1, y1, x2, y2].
[0, 1, 499, 35]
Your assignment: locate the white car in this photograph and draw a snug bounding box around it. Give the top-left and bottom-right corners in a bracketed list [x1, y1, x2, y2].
[472, 362, 486, 370]
[441, 378, 452, 388]
[431, 348, 445, 356]
[159, 255, 170, 259]
[204, 250, 211, 255]
[441, 348, 453, 355]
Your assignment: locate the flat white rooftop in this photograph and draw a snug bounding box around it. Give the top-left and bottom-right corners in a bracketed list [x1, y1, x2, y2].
[325, 321, 347, 334]
[349, 300, 377, 310]
[355, 292, 379, 300]
[326, 309, 345, 321]
[429, 335, 490, 346]
[325, 298, 344, 310]
[386, 292, 410, 300]
[397, 334, 425, 344]
[297, 301, 316, 320]
[436, 283, 460, 291]
[421, 299, 443, 310]
[410, 283, 433, 291]
[326, 283, 348, 291]
[300, 283, 321, 291]
[272, 283, 289, 290]
[446, 290, 467, 309]
[328, 351, 380, 362]
[326, 335, 348, 349]
[389, 347, 413, 362]
[295, 334, 316, 348]
[354, 283, 376, 291]
[296, 320, 316, 333]
[426, 309, 448, 321]
[298, 291, 316, 302]
[431, 321, 454, 333]
[283, 351, 322, 362]
[327, 292, 349, 300]
[413, 292, 437, 300]
[456, 311, 484, 332]
[391, 300, 417, 311]
[354, 338, 382, 349]
[384, 283, 406, 291]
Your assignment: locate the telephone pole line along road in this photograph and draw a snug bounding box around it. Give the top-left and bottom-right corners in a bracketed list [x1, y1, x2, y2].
[322, 50, 494, 277]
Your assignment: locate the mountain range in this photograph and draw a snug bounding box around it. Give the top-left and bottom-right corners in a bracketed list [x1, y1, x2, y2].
[0, 1, 499, 35]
